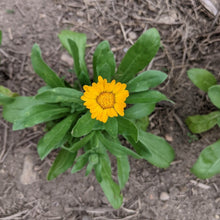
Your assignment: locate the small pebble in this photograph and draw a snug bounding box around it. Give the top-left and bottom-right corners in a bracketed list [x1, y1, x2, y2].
[20, 156, 37, 185]
[165, 134, 173, 142]
[128, 31, 137, 40]
[160, 192, 170, 201]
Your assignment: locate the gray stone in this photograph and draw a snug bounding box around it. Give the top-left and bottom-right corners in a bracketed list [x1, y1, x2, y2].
[20, 156, 37, 185]
[160, 192, 170, 201]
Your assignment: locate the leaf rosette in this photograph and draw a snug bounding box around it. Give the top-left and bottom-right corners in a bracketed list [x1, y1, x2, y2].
[0, 28, 175, 209]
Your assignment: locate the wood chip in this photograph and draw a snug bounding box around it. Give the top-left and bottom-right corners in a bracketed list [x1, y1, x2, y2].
[190, 180, 211, 189]
[199, 0, 218, 16]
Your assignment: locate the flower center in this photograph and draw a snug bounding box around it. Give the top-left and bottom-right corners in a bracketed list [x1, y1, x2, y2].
[96, 92, 115, 109]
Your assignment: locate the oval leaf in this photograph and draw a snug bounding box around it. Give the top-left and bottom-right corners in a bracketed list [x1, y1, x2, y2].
[186, 111, 220, 134]
[72, 111, 96, 137]
[36, 87, 83, 104]
[116, 28, 160, 83]
[47, 149, 77, 180]
[99, 156, 123, 209]
[118, 117, 138, 142]
[2, 96, 42, 123]
[97, 132, 142, 159]
[138, 130, 175, 168]
[13, 104, 70, 130]
[117, 155, 130, 190]
[126, 90, 169, 104]
[104, 117, 118, 138]
[93, 40, 116, 82]
[191, 139, 220, 179]
[31, 44, 65, 88]
[187, 68, 217, 92]
[208, 85, 220, 109]
[71, 152, 90, 173]
[37, 114, 78, 160]
[127, 70, 167, 93]
[58, 30, 90, 85]
[125, 103, 155, 119]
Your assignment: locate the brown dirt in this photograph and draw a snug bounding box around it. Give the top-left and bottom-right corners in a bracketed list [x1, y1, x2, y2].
[1, 0, 220, 219]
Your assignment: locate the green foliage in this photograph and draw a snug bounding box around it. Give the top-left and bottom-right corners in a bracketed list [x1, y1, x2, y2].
[208, 85, 220, 109]
[186, 111, 220, 134]
[58, 30, 90, 85]
[187, 68, 217, 92]
[191, 140, 220, 179]
[93, 40, 116, 82]
[36, 87, 83, 104]
[186, 68, 220, 179]
[127, 70, 167, 93]
[47, 149, 77, 180]
[0, 86, 19, 105]
[0, 29, 175, 209]
[116, 28, 160, 83]
[126, 90, 169, 104]
[31, 44, 65, 88]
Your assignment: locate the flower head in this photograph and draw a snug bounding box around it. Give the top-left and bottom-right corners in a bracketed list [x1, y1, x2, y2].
[81, 76, 129, 123]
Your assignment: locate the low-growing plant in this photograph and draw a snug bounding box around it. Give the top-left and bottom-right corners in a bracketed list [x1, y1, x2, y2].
[0, 28, 175, 208]
[186, 68, 220, 179]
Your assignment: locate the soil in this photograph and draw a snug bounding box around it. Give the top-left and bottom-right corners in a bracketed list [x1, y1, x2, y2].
[1, 0, 220, 219]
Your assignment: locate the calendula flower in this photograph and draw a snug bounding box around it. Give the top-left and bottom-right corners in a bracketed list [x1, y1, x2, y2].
[81, 76, 129, 123]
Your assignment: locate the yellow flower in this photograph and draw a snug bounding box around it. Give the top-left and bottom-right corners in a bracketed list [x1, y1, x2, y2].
[81, 76, 129, 123]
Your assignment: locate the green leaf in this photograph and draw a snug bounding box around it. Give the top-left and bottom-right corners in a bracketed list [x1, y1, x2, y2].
[72, 111, 96, 137]
[118, 117, 138, 142]
[47, 149, 77, 180]
[62, 132, 94, 152]
[97, 132, 142, 159]
[191, 139, 220, 179]
[187, 68, 217, 92]
[99, 156, 123, 209]
[208, 85, 220, 109]
[127, 70, 167, 93]
[0, 94, 14, 105]
[0, 86, 19, 105]
[138, 130, 175, 168]
[71, 152, 90, 173]
[2, 96, 42, 123]
[126, 90, 169, 104]
[136, 116, 150, 131]
[104, 117, 118, 138]
[0, 30, 2, 46]
[58, 30, 90, 85]
[85, 153, 99, 176]
[0, 85, 18, 97]
[94, 163, 102, 183]
[36, 87, 83, 104]
[93, 41, 116, 82]
[37, 114, 78, 160]
[186, 111, 220, 134]
[37, 86, 51, 94]
[125, 103, 155, 119]
[116, 28, 160, 83]
[68, 39, 90, 85]
[31, 44, 65, 88]
[217, 118, 220, 127]
[125, 135, 150, 159]
[13, 104, 70, 130]
[117, 155, 130, 190]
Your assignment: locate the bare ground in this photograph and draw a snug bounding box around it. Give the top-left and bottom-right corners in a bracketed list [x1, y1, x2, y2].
[0, 0, 220, 219]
